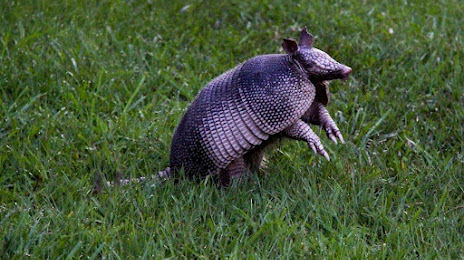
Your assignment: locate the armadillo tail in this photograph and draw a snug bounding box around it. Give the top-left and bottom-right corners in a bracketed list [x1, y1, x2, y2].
[103, 167, 172, 188]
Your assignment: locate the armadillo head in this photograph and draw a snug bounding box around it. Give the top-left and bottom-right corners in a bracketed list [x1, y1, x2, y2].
[282, 28, 352, 81]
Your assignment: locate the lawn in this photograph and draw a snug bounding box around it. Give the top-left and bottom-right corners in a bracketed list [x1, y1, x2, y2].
[1, 0, 463, 258]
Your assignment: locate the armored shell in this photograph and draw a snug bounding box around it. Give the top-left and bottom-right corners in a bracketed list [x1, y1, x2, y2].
[168, 28, 351, 183]
[169, 54, 315, 177]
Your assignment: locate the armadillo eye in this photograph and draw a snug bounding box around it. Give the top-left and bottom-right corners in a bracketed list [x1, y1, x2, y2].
[304, 61, 315, 68]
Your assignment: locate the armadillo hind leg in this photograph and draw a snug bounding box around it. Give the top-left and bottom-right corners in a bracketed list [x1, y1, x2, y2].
[218, 157, 247, 187]
[284, 119, 330, 161]
[243, 136, 280, 172]
[301, 102, 345, 144]
[244, 148, 265, 173]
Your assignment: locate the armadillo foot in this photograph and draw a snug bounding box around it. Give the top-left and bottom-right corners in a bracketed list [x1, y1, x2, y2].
[321, 118, 344, 145]
[158, 167, 171, 180]
[311, 102, 345, 145]
[307, 137, 330, 161]
[285, 119, 331, 161]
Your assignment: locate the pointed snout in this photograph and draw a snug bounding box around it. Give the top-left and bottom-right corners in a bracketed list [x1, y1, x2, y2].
[340, 65, 352, 80]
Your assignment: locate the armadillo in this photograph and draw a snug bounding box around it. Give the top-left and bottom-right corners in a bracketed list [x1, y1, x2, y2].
[162, 28, 352, 186]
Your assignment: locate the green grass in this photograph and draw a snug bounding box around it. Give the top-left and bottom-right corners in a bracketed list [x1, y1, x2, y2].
[1, 0, 463, 258]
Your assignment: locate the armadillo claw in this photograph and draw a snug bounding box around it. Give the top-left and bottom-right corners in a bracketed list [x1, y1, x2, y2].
[320, 112, 344, 145]
[328, 133, 338, 144]
[325, 126, 344, 145]
[307, 139, 330, 161]
[335, 131, 345, 144]
[316, 143, 330, 161]
[321, 150, 330, 161]
[308, 142, 317, 154]
[325, 126, 338, 144]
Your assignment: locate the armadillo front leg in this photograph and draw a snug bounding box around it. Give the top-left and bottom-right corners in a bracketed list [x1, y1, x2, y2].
[302, 102, 345, 144]
[284, 120, 330, 161]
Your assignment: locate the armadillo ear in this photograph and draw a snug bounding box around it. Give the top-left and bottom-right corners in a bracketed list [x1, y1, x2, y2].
[282, 38, 299, 55]
[299, 27, 315, 47]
